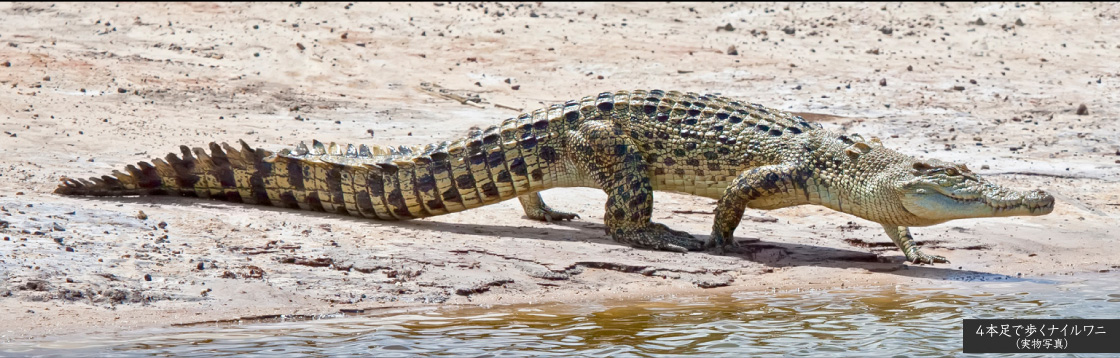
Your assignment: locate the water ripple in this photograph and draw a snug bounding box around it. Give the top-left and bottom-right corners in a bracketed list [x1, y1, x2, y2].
[6, 273, 1118, 357]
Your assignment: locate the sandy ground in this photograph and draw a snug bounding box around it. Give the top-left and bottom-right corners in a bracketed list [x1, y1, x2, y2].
[1, 2, 1118, 342]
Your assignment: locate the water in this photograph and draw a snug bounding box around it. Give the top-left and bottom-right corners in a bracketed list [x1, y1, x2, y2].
[8, 273, 1119, 357]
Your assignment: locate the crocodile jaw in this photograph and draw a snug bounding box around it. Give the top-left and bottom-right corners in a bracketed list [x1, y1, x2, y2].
[900, 184, 1054, 224]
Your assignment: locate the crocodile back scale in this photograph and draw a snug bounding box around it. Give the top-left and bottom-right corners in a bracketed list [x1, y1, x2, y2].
[56, 90, 1055, 264]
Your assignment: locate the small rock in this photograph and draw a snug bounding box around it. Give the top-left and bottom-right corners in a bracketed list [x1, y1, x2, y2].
[716, 23, 734, 32]
[726, 45, 738, 56]
[137, 210, 147, 220]
[511, 85, 520, 90]
[1076, 104, 1088, 115]
[879, 78, 887, 87]
[296, 43, 306, 51]
[52, 222, 66, 232]
[117, 88, 128, 94]
[1015, 18, 1025, 26]
[782, 27, 795, 35]
[973, 17, 985, 26]
[981, 165, 990, 170]
[197, 262, 206, 270]
[879, 27, 893, 35]
[158, 221, 168, 229]
[144, 274, 152, 281]
[952, 85, 966, 91]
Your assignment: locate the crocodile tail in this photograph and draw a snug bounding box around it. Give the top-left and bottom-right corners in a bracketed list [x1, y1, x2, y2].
[55, 133, 552, 220]
[55, 140, 280, 205]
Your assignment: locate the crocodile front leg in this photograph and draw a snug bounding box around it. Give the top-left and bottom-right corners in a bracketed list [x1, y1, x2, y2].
[518, 193, 579, 222]
[882, 225, 949, 264]
[571, 121, 705, 252]
[710, 164, 803, 251]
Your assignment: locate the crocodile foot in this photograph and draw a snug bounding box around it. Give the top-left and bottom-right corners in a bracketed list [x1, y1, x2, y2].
[907, 250, 950, 265]
[526, 207, 580, 223]
[705, 231, 742, 254]
[611, 223, 705, 253]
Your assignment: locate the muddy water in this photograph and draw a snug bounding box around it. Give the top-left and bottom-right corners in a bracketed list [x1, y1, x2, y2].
[9, 273, 1119, 357]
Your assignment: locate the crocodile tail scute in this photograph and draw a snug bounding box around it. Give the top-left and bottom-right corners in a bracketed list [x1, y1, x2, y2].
[55, 140, 276, 205]
[56, 131, 550, 220]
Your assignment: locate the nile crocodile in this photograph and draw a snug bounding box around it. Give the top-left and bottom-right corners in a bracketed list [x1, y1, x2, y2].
[55, 90, 1055, 264]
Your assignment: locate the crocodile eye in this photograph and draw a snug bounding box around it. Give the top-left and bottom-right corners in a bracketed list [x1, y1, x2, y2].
[945, 168, 959, 176]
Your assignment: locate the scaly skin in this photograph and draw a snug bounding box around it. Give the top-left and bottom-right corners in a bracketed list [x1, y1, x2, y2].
[55, 90, 1055, 264]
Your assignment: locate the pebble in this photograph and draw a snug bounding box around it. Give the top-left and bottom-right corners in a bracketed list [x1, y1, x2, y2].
[1076, 104, 1088, 115]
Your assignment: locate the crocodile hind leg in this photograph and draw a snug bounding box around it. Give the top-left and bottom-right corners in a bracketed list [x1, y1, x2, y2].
[881, 225, 949, 264]
[710, 164, 805, 251]
[518, 193, 579, 222]
[571, 121, 704, 252]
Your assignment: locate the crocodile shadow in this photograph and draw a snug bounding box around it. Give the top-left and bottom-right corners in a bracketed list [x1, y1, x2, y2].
[704, 236, 1054, 284]
[67, 195, 1045, 283]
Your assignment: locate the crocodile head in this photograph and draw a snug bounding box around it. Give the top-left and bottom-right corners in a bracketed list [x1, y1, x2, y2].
[895, 159, 1054, 225]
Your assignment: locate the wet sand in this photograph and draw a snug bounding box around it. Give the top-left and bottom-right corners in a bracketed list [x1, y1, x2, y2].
[1, 3, 1117, 341]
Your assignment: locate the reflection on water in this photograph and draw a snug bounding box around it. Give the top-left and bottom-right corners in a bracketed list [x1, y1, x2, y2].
[8, 274, 1118, 357]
